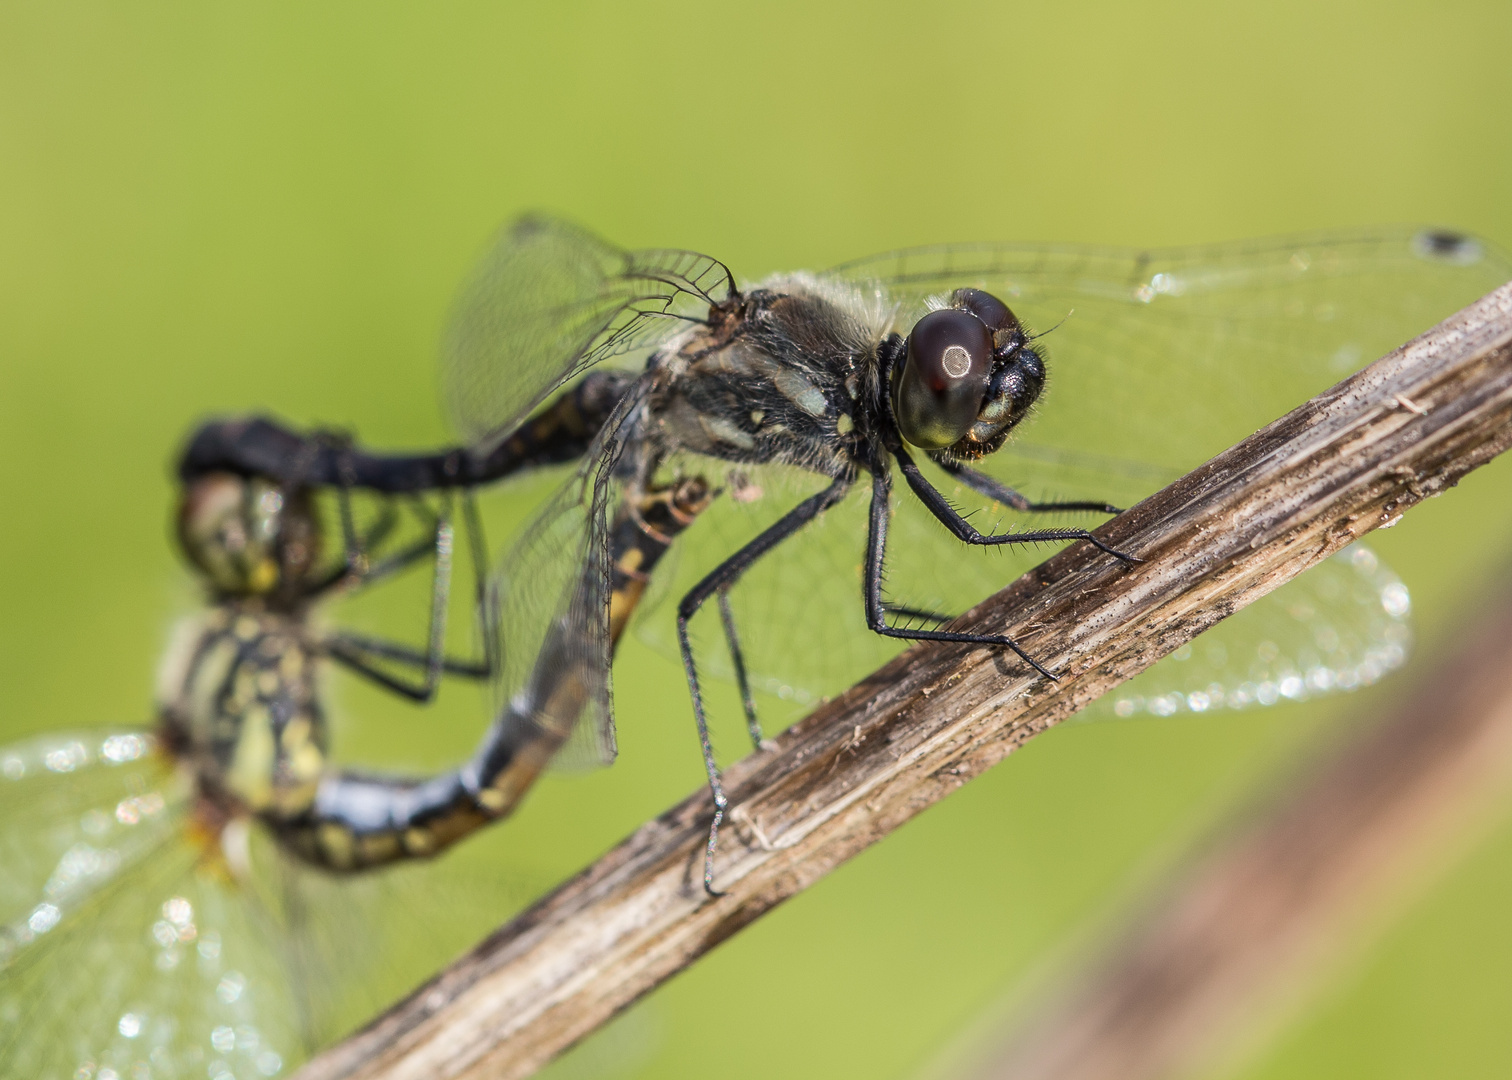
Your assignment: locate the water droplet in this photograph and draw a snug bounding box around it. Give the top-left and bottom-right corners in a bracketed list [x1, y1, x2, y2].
[217, 971, 247, 1004]
[27, 903, 61, 934]
[163, 897, 193, 927]
[1381, 582, 1411, 618]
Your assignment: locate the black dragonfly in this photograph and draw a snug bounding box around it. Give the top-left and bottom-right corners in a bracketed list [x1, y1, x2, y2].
[186, 216, 1512, 895]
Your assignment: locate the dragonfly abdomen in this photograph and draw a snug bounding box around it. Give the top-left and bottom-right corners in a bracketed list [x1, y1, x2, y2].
[271, 477, 715, 872]
[178, 368, 638, 493]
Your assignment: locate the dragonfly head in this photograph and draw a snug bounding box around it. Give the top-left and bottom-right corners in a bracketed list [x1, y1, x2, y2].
[178, 472, 320, 598]
[890, 287, 1044, 459]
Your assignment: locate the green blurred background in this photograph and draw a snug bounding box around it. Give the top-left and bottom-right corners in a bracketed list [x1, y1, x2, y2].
[4, 1, 1512, 1076]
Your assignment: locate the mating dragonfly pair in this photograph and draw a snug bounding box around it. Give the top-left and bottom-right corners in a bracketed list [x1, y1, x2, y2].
[3, 219, 1503, 1079]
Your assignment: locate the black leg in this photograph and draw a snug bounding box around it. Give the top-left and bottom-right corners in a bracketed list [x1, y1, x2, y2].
[334, 461, 365, 571]
[358, 498, 402, 556]
[327, 632, 491, 679]
[314, 493, 461, 597]
[932, 457, 1124, 515]
[897, 447, 1138, 563]
[362, 500, 451, 587]
[317, 490, 496, 696]
[309, 512, 439, 595]
[882, 602, 951, 625]
[677, 475, 853, 896]
[321, 502, 457, 702]
[716, 588, 770, 753]
[327, 639, 454, 701]
[863, 466, 1057, 680]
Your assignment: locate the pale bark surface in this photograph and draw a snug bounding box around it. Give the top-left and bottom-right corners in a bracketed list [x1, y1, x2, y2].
[296, 283, 1512, 1080]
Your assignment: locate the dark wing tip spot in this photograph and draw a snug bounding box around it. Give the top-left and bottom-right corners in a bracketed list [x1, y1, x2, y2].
[1413, 229, 1483, 265]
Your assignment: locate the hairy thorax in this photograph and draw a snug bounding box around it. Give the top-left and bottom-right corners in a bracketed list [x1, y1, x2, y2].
[646, 281, 888, 478]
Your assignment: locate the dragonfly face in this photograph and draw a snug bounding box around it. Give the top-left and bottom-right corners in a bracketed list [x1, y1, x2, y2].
[891, 288, 1045, 456]
[178, 472, 321, 603]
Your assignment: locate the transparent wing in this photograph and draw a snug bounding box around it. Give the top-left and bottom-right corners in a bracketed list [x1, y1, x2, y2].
[1085, 544, 1412, 720]
[442, 213, 734, 448]
[0, 730, 533, 1078]
[641, 229, 1509, 727]
[249, 832, 554, 1052]
[0, 730, 309, 1079]
[483, 386, 645, 770]
[831, 228, 1512, 480]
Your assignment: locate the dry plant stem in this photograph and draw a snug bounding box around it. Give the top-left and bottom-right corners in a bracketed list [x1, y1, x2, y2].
[296, 282, 1512, 1080]
[970, 556, 1512, 1080]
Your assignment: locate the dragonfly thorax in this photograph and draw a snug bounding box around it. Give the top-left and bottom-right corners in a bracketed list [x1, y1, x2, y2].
[158, 603, 328, 823]
[649, 283, 880, 477]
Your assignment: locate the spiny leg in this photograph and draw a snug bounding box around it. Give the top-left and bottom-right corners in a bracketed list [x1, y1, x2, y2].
[897, 447, 1139, 563]
[331, 493, 494, 678]
[882, 603, 952, 625]
[325, 437, 379, 574]
[864, 464, 1107, 681]
[310, 442, 423, 594]
[677, 476, 852, 896]
[933, 457, 1124, 515]
[310, 500, 421, 593]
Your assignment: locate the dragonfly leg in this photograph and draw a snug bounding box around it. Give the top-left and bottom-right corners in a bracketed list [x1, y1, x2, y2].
[460, 491, 501, 674]
[677, 476, 852, 896]
[328, 634, 490, 680]
[932, 457, 1124, 515]
[897, 447, 1140, 564]
[322, 503, 457, 702]
[308, 488, 433, 596]
[716, 589, 772, 752]
[882, 602, 952, 625]
[321, 491, 497, 695]
[864, 465, 1057, 680]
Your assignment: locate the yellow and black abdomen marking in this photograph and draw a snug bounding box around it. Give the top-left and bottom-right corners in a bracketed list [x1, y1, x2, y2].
[275, 476, 714, 872]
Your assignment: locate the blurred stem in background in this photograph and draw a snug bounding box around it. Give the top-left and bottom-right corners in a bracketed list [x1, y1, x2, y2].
[944, 559, 1512, 1080]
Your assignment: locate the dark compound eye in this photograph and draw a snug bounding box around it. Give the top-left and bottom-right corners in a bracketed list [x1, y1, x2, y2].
[951, 287, 1019, 336]
[892, 308, 994, 449]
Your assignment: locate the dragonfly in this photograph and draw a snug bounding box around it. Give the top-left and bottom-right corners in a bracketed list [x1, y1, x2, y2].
[10, 221, 1500, 1077]
[0, 441, 713, 1077]
[183, 217, 1511, 897]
